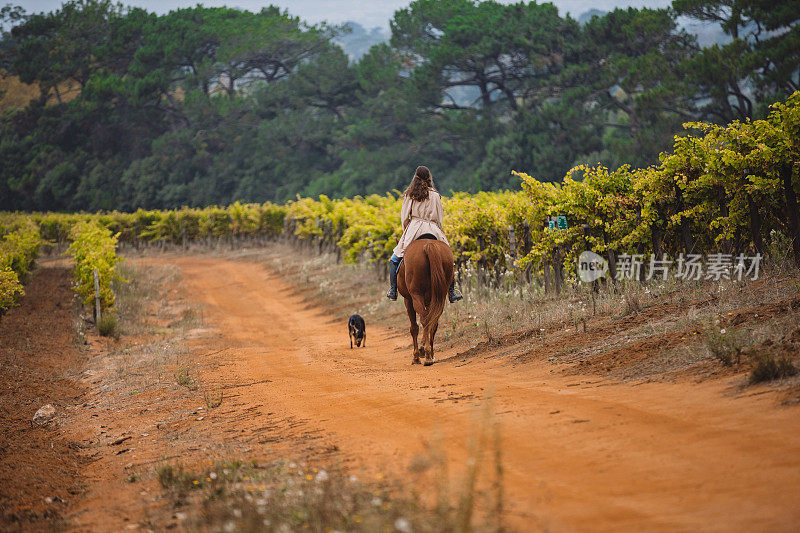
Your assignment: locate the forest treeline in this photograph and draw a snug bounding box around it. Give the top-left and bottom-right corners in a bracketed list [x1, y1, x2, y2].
[0, 0, 798, 212]
[2, 86, 800, 316]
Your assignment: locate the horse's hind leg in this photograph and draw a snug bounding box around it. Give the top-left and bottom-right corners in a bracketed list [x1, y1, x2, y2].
[423, 304, 445, 366]
[426, 322, 439, 365]
[422, 328, 435, 365]
[405, 298, 421, 364]
[412, 294, 429, 364]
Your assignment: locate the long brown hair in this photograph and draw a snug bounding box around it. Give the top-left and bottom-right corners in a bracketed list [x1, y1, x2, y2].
[403, 166, 436, 202]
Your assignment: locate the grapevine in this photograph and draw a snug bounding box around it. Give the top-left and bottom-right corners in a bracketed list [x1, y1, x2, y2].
[1, 91, 798, 288]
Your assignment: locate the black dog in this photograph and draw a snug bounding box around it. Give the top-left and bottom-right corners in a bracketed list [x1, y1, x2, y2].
[348, 314, 366, 348]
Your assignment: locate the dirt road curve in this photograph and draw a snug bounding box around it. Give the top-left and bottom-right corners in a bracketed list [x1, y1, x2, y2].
[165, 256, 799, 532]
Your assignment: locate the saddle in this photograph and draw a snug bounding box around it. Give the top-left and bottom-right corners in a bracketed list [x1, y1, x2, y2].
[397, 234, 438, 267]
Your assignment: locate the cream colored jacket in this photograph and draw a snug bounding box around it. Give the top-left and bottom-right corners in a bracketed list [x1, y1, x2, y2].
[392, 189, 450, 258]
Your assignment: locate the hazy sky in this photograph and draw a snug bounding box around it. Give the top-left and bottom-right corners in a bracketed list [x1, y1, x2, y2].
[16, 0, 672, 29]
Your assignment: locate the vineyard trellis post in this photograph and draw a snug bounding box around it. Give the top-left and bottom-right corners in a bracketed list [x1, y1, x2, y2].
[181, 220, 187, 250]
[607, 250, 618, 285]
[521, 222, 532, 283]
[477, 235, 486, 286]
[93, 268, 101, 323]
[491, 229, 501, 287]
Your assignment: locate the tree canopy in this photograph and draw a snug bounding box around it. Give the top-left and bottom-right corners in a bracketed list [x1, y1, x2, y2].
[0, 0, 797, 211]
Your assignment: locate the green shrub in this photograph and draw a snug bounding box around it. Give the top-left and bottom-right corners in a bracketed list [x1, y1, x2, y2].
[703, 324, 748, 366]
[204, 388, 223, 408]
[97, 313, 121, 339]
[176, 364, 198, 390]
[65, 221, 125, 311]
[750, 353, 798, 383]
[0, 221, 41, 315]
[0, 266, 24, 316]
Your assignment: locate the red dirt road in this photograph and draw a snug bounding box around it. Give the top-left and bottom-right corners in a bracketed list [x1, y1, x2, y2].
[166, 255, 800, 531]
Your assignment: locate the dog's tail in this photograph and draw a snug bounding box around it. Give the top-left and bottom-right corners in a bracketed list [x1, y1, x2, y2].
[422, 241, 450, 330]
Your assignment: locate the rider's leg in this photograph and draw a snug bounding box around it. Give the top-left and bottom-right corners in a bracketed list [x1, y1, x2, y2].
[386, 254, 402, 300]
[448, 278, 463, 303]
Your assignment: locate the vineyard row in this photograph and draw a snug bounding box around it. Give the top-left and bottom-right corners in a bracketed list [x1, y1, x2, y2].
[2, 92, 799, 304]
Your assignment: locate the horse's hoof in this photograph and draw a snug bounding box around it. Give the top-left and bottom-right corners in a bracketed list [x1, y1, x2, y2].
[423, 357, 436, 366]
[412, 358, 421, 365]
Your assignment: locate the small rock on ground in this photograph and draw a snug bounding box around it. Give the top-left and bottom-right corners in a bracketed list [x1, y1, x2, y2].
[33, 404, 56, 425]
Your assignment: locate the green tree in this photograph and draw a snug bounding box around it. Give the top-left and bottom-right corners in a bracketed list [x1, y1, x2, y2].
[674, 0, 800, 121]
[570, 7, 699, 168]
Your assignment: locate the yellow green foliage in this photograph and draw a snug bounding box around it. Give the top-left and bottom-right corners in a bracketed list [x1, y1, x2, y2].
[3, 91, 799, 284]
[11, 202, 287, 246]
[66, 221, 125, 310]
[0, 221, 42, 315]
[0, 267, 24, 314]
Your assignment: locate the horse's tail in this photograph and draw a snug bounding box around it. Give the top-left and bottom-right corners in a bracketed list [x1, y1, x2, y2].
[423, 241, 449, 329]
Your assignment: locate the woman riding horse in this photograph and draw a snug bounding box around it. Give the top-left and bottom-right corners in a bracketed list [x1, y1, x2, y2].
[386, 166, 462, 303]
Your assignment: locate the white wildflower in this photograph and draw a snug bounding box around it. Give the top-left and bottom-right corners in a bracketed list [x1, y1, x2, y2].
[394, 517, 413, 533]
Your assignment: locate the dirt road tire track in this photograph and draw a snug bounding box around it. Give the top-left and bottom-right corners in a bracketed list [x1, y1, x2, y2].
[140, 255, 800, 531]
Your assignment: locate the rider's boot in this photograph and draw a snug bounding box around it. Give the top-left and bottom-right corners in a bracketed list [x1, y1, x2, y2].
[448, 280, 463, 303]
[386, 258, 400, 300]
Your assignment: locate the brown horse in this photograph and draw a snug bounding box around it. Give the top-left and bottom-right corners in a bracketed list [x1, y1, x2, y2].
[397, 238, 454, 366]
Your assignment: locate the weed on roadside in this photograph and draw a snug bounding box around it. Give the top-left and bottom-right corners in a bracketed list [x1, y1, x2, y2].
[156, 462, 202, 492]
[622, 291, 642, 316]
[204, 388, 223, 408]
[150, 399, 508, 532]
[97, 313, 120, 339]
[175, 364, 198, 390]
[703, 323, 748, 366]
[155, 459, 445, 532]
[73, 315, 87, 346]
[750, 352, 798, 383]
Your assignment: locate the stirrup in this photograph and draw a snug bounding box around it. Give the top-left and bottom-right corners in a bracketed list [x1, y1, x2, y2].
[386, 287, 398, 301]
[448, 287, 463, 303]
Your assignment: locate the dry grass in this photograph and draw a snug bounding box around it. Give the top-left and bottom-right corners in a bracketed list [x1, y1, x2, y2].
[750, 353, 798, 383]
[236, 242, 800, 386]
[702, 322, 749, 366]
[155, 458, 436, 532]
[95, 261, 205, 394]
[0, 74, 39, 110]
[97, 313, 120, 339]
[0, 74, 81, 110]
[204, 388, 223, 408]
[115, 261, 202, 335]
[151, 402, 506, 533]
[175, 363, 198, 390]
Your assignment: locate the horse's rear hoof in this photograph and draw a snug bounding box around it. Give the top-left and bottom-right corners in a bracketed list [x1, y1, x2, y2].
[412, 358, 421, 365]
[423, 357, 436, 366]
